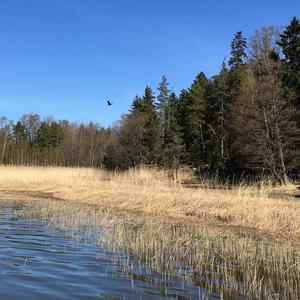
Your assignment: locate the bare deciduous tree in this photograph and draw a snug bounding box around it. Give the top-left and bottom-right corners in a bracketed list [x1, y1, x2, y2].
[249, 25, 282, 60]
[233, 59, 299, 184]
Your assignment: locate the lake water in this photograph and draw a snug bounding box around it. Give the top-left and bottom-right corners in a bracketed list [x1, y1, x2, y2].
[0, 201, 216, 300]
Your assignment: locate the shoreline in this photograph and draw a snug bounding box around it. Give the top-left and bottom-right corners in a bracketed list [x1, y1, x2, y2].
[0, 166, 299, 242]
[3, 194, 299, 299]
[0, 187, 299, 244]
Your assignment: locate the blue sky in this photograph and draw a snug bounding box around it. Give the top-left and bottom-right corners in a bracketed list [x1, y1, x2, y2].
[0, 0, 299, 127]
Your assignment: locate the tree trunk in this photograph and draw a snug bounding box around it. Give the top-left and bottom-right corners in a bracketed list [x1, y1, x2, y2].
[1, 135, 7, 164]
[220, 96, 224, 158]
[263, 108, 280, 183]
[275, 117, 289, 184]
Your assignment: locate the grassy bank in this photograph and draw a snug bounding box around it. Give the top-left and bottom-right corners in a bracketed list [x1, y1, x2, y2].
[0, 165, 299, 240]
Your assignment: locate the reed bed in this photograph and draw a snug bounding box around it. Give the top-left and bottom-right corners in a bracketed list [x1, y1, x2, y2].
[11, 199, 300, 299]
[0, 165, 299, 239]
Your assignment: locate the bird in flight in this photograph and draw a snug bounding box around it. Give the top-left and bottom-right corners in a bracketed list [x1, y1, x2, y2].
[107, 100, 113, 106]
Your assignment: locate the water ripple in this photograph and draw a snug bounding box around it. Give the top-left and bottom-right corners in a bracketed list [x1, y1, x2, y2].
[0, 202, 208, 300]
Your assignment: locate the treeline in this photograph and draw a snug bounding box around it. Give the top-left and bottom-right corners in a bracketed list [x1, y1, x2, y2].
[0, 115, 112, 166]
[104, 18, 300, 184]
[1, 18, 300, 183]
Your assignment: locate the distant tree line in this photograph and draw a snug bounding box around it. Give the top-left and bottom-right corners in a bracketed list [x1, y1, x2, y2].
[1, 17, 299, 184]
[0, 115, 112, 167]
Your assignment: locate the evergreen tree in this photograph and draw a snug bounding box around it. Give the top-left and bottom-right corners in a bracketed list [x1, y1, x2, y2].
[13, 121, 28, 145]
[228, 31, 248, 70]
[178, 72, 208, 166]
[226, 32, 249, 173]
[132, 86, 161, 164]
[161, 92, 185, 169]
[36, 122, 64, 148]
[49, 122, 64, 147]
[206, 61, 230, 169]
[156, 75, 171, 128]
[131, 95, 143, 112]
[21, 113, 41, 145]
[177, 88, 192, 149]
[278, 17, 300, 106]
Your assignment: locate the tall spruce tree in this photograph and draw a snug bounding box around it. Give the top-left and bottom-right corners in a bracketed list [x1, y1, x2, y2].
[206, 61, 230, 169]
[227, 30, 248, 105]
[131, 95, 143, 112]
[226, 32, 249, 173]
[178, 72, 208, 166]
[277, 17, 300, 173]
[132, 86, 161, 164]
[278, 17, 300, 107]
[156, 76, 171, 127]
[162, 92, 184, 169]
[228, 31, 248, 70]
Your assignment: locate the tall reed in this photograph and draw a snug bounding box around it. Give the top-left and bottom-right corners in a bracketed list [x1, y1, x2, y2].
[0, 165, 299, 238]
[13, 199, 300, 299]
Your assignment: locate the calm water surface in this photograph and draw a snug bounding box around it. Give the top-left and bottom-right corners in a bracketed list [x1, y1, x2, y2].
[0, 201, 214, 300]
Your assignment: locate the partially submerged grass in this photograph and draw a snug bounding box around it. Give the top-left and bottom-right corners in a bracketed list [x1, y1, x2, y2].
[11, 199, 300, 299]
[0, 165, 299, 239]
[1, 165, 299, 298]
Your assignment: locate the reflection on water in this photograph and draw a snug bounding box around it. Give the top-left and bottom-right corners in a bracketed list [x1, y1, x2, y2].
[0, 202, 214, 300]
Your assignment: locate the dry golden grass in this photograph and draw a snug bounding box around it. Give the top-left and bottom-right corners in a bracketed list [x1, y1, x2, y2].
[0, 165, 299, 239]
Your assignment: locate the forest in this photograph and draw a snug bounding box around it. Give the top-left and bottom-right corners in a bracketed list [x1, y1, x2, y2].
[1, 17, 299, 184]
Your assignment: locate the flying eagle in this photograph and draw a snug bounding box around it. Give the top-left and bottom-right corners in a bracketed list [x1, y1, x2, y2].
[107, 100, 113, 106]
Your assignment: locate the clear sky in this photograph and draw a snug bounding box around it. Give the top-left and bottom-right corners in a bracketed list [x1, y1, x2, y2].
[0, 0, 299, 127]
